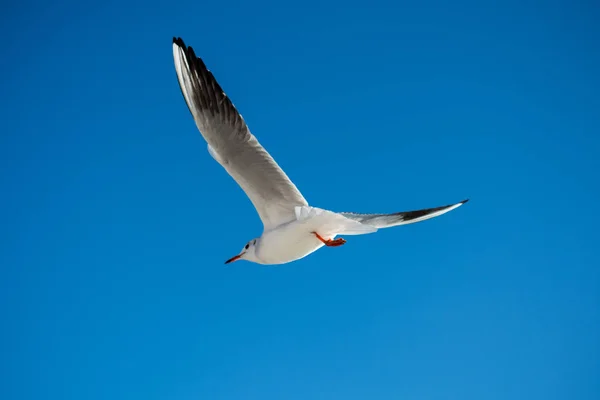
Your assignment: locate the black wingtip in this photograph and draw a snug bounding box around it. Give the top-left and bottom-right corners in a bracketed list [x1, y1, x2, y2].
[173, 36, 185, 47]
[460, 199, 470, 204]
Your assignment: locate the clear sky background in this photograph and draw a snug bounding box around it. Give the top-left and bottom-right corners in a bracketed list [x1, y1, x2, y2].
[1, 1, 599, 399]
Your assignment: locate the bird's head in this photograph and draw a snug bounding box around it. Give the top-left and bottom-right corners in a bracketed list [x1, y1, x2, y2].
[224, 238, 259, 264]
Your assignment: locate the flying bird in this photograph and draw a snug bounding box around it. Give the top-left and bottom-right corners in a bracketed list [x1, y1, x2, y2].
[172, 37, 468, 265]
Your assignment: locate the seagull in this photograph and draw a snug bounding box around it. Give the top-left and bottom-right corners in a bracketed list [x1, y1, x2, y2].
[172, 37, 468, 265]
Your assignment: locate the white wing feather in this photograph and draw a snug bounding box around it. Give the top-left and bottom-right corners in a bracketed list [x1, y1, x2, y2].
[340, 199, 468, 228]
[173, 37, 308, 230]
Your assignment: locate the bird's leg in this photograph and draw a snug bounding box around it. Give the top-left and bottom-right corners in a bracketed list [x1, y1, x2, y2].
[312, 232, 346, 247]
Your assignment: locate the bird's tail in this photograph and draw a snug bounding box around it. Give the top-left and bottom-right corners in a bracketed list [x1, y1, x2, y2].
[294, 206, 378, 238]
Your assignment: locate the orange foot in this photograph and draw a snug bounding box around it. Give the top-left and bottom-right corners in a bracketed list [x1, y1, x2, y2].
[312, 232, 347, 247]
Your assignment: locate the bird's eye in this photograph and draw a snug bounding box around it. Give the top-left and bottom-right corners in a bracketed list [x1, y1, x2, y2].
[245, 244, 249, 249]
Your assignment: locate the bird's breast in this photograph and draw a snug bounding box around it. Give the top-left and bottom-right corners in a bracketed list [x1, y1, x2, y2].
[256, 221, 324, 265]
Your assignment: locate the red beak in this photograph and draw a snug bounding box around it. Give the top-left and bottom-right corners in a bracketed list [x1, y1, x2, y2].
[224, 254, 242, 264]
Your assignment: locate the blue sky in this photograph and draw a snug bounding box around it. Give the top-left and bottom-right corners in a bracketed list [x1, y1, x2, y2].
[1, 0, 599, 399]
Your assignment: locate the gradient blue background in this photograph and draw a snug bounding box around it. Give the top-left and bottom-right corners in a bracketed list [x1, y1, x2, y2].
[1, 1, 599, 399]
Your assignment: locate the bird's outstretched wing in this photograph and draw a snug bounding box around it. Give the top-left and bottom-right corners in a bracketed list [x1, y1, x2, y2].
[172, 37, 308, 230]
[339, 199, 468, 229]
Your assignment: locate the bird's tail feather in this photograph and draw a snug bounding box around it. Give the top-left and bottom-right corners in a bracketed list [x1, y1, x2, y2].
[294, 206, 377, 238]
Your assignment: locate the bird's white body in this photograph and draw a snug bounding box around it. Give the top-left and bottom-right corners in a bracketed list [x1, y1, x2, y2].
[254, 206, 376, 265]
[171, 37, 468, 266]
[255, 220, 326, 265]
